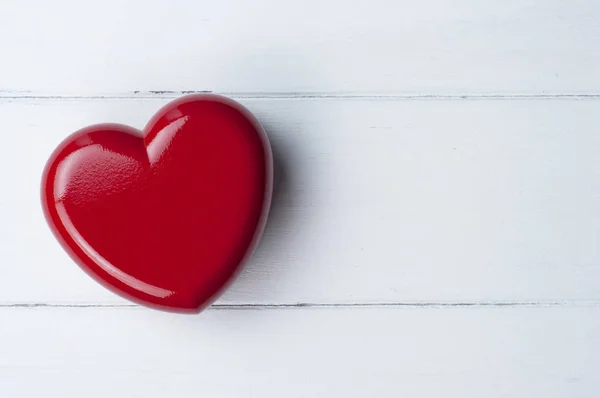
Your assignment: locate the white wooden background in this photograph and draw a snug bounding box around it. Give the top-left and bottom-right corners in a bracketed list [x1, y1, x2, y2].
[1, 0, 600, 396]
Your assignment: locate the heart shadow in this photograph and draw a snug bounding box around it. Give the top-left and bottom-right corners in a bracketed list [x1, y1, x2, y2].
[213, 117, 302, 307]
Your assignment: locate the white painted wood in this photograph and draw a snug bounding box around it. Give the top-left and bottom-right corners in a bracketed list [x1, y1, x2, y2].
[0, 306, 598, 397]
[1, 0, 599, 95]
[1, 0, 598, 393]
[2, 98, 599, 305]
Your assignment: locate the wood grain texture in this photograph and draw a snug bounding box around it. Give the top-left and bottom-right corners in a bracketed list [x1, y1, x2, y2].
[0, 306, 599, 397]
[1, 0, 599, 394]
[2, 98, 599, 305]
[1, 0, 599, 96]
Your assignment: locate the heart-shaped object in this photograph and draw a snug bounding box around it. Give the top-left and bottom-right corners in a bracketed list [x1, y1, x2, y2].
[41, 94, 272, 313]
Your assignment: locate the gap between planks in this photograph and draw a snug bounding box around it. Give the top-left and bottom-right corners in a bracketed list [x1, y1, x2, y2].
[1, 92, 600, 101]
[2, 301, 600, 310]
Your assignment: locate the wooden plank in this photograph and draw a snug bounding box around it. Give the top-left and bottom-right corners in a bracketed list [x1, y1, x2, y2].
[0, 305, 598, 397]
[1, 0, 599, 95]
[2, 97, 600, 305]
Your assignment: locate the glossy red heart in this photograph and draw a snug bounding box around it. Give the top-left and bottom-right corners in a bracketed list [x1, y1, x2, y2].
[41, 94, 272, 313]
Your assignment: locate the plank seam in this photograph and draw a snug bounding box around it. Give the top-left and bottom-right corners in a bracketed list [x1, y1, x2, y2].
[2, 301, 600, 309]
[1, 92, 600, 101]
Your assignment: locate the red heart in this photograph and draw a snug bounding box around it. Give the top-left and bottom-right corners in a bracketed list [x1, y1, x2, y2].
[41, 94, 273, 313]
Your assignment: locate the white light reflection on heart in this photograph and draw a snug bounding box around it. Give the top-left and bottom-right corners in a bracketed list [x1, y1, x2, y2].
[145, 115, 190, 164]
[56, 204, 175, 299]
